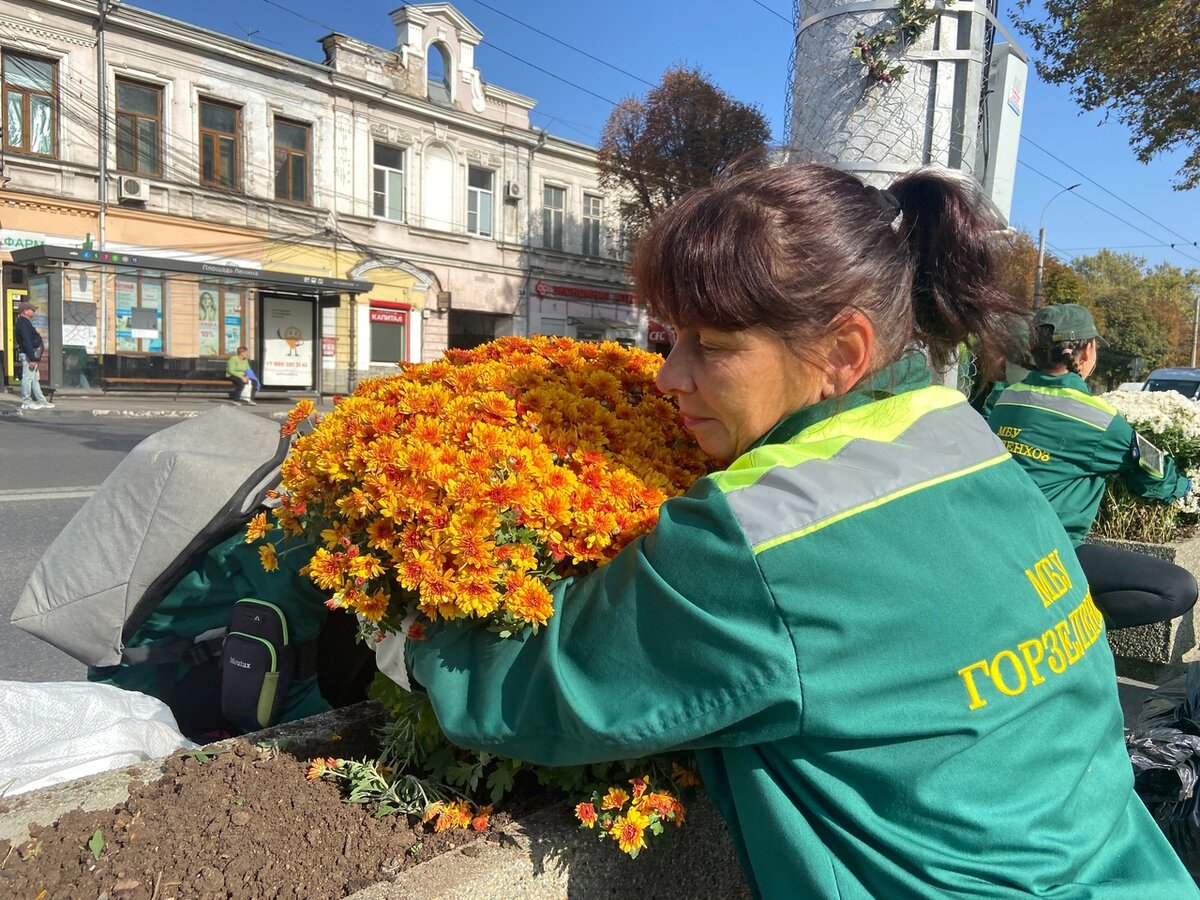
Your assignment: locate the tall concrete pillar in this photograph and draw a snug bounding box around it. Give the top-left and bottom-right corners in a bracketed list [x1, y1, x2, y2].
[789, 0, 992, 188]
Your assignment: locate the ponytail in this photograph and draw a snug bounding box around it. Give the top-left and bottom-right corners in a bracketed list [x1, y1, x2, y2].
[888, 170, 1022, 370]
[1029, 327, 1090, 376]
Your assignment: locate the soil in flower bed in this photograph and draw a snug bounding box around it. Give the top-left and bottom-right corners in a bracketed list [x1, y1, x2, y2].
[0, 714, 550, 900]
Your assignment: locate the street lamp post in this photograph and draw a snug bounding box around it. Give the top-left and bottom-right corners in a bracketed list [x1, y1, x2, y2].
[1032, 183, 1081, 310]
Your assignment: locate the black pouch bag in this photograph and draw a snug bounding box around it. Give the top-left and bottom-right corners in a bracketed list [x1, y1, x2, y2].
[221, 598, 295, 732]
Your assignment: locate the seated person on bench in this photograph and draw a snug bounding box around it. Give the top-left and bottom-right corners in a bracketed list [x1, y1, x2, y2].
[226, 346, 257, 406]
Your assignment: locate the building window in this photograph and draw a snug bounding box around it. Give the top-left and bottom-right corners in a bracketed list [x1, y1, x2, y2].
[542, 185, 565, 251]
[369, 306, 408, 365]
[2, 51, 56, 157]
[199, 99, 240, 190]
[422, 143, 454, 231]
[373, 144, 405, 221]
[427, 43, 452, 107]
[582, 194, 603, 257]
[115, 79, 162, 176]
[467, 167, 493, 237]
[618, 201, 638, 261]
[114, 269, 166, 354]
[274, 118, 310, 204]
[198, 284, 245, 357]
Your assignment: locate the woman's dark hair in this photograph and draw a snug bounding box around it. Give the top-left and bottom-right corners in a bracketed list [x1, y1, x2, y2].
[632, 163, 1021, 372]
[1029, 327, 1091, 376]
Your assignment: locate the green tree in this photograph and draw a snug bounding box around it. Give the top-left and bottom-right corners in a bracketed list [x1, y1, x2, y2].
[1073, 251, 1169, 387]
[1143, 263, 1200, 365]
[598, 66, 771, 242]
[1010, 1, 1200, 188]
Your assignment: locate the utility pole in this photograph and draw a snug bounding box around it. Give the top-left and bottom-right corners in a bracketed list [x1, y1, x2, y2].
[1032, 183, 1081, 310]
[96, 0, 116, 355]
[1191, 283, 1200, 368]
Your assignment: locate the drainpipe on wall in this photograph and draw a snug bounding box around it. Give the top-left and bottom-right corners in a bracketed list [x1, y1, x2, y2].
[522, 129, 546, 337]
[347, 293, 357, 394]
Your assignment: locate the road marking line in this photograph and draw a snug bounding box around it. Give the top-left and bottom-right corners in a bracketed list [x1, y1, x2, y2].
[0, 486, 99, 502]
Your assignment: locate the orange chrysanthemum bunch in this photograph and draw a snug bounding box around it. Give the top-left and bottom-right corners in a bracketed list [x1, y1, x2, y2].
[259, 336, 711, 637]
[574, 775, 687, 859]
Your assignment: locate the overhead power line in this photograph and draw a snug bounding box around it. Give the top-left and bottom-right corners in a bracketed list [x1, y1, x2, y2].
[1021, 135, 1200, 255]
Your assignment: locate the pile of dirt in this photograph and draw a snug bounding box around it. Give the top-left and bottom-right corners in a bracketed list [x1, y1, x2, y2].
[0, 716, 537, 900]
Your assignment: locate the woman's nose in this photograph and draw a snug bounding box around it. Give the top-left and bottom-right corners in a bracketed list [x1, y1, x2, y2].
[655, 344, 689, 395]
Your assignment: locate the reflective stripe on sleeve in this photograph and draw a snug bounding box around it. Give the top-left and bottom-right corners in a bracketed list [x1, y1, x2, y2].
[718, 392, 1011, 553]
[993, 384, 1116, 431]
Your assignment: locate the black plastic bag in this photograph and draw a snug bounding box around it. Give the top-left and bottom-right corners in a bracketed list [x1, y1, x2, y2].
[1127, 663, 1200, 878]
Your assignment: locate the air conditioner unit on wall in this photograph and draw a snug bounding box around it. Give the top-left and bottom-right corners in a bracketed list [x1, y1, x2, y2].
[118, 175, 148, 204]
[504, 181, 523, 201]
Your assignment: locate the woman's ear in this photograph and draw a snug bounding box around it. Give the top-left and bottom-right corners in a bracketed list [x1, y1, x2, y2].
[820, 311, 875, 397]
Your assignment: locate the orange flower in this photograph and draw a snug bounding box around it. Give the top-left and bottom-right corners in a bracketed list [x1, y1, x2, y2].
[671, 762, 701, 788]
[356, 590, 390, 623]
[502, 576, 554, 629]
[271, 336, 713, 636]
[432, 799, 473, 832]
[470, 805, 493, 832]
[305, 756, 338, 781]
[601, 787, 629, 811]
[575, 802, 598, 828]
[244, 511, 270, 543]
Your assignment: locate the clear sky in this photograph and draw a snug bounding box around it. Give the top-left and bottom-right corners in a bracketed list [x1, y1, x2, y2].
[131, 0, 1200, 274]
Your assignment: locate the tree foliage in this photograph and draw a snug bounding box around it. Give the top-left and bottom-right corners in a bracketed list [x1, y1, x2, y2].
[597, 66, 771, 240]
[990, 230, 1082, 309]
[1072, 250, 1187, 386]
[1010, 1, 1200, 188]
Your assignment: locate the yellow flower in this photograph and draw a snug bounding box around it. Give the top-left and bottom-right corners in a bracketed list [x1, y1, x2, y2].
[258, 543, 279, 573]
[609, 807, 650, 857]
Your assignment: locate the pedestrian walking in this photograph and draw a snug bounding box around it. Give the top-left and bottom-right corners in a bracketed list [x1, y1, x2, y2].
[15, 301, 54, 410]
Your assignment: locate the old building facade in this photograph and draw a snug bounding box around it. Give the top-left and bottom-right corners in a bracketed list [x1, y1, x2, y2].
[0, 1, 638, 395]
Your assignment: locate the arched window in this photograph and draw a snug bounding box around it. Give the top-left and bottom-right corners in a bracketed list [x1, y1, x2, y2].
[427, 43, 452, 106]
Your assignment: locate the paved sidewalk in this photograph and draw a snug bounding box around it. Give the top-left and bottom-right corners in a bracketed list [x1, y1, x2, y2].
[0, 386, 332, 420]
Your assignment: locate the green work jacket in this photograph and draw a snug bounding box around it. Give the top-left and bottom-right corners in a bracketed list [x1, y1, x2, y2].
[409, 355, 1195, 899]
[988, 371, 1190, 546]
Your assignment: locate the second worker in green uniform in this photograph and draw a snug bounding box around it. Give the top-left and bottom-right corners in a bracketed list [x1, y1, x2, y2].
[988, 303, 1197, 628]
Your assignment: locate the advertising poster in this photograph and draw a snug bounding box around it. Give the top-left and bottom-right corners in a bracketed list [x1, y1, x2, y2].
[224, 313, 242, 353]
[114, 275, 138, 352]
[198, 289, 219, 356]
[262, 295, 313, 388]
[139, 280, 163, 352]
[62, 273, 97, 352]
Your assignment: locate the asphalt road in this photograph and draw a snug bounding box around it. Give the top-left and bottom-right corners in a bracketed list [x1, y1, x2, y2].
[0, 413, 177, 682]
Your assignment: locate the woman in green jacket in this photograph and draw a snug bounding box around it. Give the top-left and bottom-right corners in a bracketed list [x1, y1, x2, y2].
[389, 166, 1194, 898]
[988, 303, 1197, 629]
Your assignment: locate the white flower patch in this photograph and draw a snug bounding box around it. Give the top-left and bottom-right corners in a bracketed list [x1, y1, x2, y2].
[1179, 466, 1200, 515]
[1101, 390, 1200, 443]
